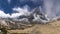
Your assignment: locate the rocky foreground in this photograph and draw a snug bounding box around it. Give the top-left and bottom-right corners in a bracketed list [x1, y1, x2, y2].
[7, 20, 60, 34]
[0, 19, 60, 34]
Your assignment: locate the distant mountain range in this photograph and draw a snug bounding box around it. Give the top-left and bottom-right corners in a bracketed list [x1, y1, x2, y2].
[0, 7, 50, 29]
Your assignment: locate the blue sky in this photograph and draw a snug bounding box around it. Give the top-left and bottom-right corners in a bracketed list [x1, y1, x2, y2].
[0, 0, 43, 14]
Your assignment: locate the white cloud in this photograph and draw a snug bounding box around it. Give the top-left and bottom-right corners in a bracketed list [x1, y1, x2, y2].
[0, 5, 31, 18]
[0, 10, 10, 18]
[12, 5, 31, 18]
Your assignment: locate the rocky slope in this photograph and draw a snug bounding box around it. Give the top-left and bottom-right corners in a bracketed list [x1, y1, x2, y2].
[7, 20, 60, 34]
[0, 18, 33, 29]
